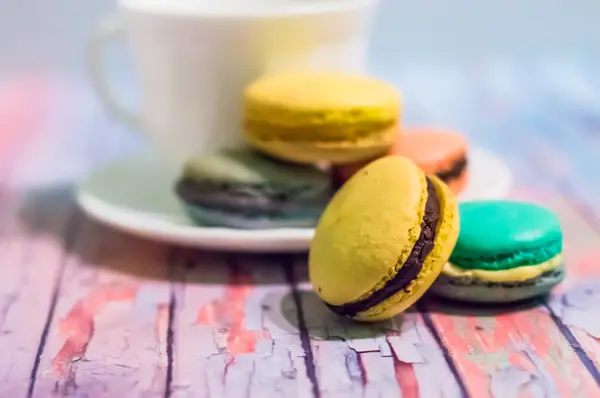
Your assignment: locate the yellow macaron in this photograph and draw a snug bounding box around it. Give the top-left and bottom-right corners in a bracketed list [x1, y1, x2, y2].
[309, 156, 459, 322]
[243, 72, 401, 164]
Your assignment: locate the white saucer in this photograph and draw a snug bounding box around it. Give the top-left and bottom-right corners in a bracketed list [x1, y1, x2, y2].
[76, 147, 512, 253]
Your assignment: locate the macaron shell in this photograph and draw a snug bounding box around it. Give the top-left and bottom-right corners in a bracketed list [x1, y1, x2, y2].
[451, 201, 563, 267]
[247, 125, 397, 165]
[244, 72, 401, 127]
[309, 156, 426, 307]
[392, 129, 468, 172]
[352, 175, 460, 321]
[180, 148, 330, 189]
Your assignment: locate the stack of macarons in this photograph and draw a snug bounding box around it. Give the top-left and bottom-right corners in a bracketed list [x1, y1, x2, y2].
[175, 71, 405, 229]
[168, 69, 566, 318]
[175, 70, 476, 230]
[241, 71, 472, 196]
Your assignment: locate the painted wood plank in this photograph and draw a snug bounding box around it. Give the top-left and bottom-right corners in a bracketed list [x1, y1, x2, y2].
[423, 296, 600, 398]
[543, 201, 600, 386]
[31, 217, 171, 397]
[472, 63, 600, 390]
[171, 252, 313, 398]
[0, 190, 74, 397]
[292, 256, 464, 398]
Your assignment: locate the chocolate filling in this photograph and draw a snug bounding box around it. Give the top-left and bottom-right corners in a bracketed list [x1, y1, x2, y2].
[325, 178, 441, 317]
[436, 156, 467, 183]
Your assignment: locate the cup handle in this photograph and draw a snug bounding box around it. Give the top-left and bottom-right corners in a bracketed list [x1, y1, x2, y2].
[86, 17, 141, 131]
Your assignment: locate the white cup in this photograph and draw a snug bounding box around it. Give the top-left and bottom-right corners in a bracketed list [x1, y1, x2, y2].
[87, 0, 378, 169]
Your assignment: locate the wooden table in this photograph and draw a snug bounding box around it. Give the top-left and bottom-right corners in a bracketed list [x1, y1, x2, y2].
[2, 63, 600, 397]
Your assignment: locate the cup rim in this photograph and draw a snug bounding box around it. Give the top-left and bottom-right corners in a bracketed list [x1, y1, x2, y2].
[120, 0, 376, 19]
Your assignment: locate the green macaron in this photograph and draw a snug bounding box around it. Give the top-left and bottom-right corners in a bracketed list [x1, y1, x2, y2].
[431, 200, 565, 303]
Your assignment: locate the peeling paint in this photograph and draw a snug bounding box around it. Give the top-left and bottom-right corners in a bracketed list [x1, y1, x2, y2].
[550, 280, 600, 338]
[490, 366, 534, 398]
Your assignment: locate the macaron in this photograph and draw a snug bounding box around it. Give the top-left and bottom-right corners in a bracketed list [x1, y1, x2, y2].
[309, 156, 459, 322]
[175, 148, 332, 229]
[334, 128, 469, 194]
[243, 72, 401, 165]
[432, 200, 565, 303]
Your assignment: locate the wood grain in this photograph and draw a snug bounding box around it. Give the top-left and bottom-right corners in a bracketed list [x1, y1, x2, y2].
[292, 257, 465, 398]
[171, 253, 314, 398]
[32, 218, 172, 397]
